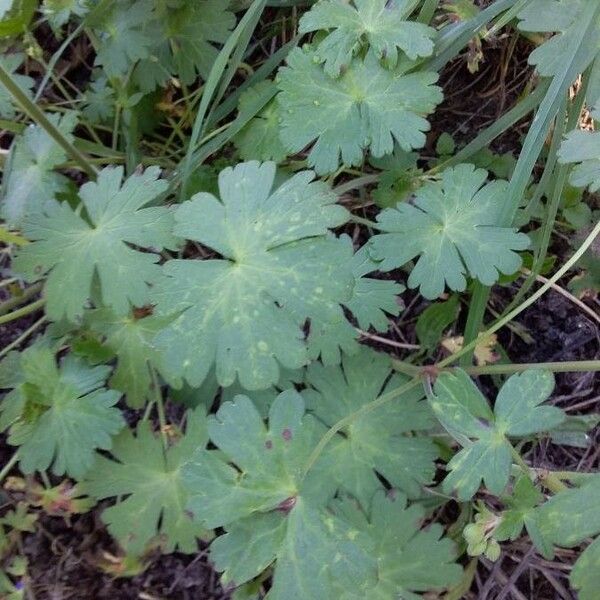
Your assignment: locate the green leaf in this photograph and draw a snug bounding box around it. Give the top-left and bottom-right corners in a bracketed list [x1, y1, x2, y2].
[518, 0, 600, 77]
[277, 47, 442, 174]
[184, 390, 369, 596]
[151, 161, 352, 390]
[0, 53, 33, 119]
[536, 475, 600, 548]
[0, 112, 76, 226]
[233, 81, 287, 163]
[185, 389, 456, 599]
[299, 0, 435, 77]
[42, 0, 87, 28]
[13, 166, 178, 322]
[85, 308, 176, 408]
[303, 347, 438, 504]
[415, 295, 459, 351]
[436, 132, 456, 156]
[430, 369, 564, 500]
[306, 244, 403, 365]
[571, 537, 600, 600]
[0, 345, 123, 478]
[369, 164, 530, 299]
[82, 408, 209, 555]
[129, 0, 236, 91]
[369, 146, 421, 208]
[332, 491, 463, 599]
[164, 0, 236, 86]
[93, 0, 155, 78]
[495, 476, 543, 542]
[558, 130, 600, 192]
[83, 76, 115, 123]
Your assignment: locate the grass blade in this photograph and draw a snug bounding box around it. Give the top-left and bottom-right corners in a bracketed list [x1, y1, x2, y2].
[178, 0, 267, 199]
[0, 63, 97, 179]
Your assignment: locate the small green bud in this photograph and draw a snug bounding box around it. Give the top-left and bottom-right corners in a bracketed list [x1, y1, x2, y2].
[485, 539, 501, 562]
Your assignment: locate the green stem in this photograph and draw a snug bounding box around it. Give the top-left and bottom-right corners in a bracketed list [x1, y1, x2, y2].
[417, 0, 439, 24]
[0, 282, 42, 316]
[0, 299, 45, 326]
[0, 316, 46, 359]
[0, 63, 97, 179]
[392, 359, 600, 377]
[350, 215, 378, 228]
[302, 378, 421, 478]
[459, 283, 488, 368]
[333, 174, 379, 196]
[151, 367, 168, 451]
[0, 452, 19, 483]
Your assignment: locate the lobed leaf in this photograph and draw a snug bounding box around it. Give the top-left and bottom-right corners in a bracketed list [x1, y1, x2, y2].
[85, 308, 176, 408]
[430, 369, 564, 500]
[82, 409, 210, 555]
[0, 346, 123, 478]
[306, 244, 403, 365]
[152, 161, 353, 390]
[518, 0, 600, 77]
[303, 347, 437, 505]
[13, 166, 178, 322]
[277, 48, 442, 175]
[0, 112, 77, 226]
[369, 164, 530, 299]
[299, 0, 435, 77]
[558, 130, 600, 192]
[184, 390, 459, 599]
[233, 81, 287, 163]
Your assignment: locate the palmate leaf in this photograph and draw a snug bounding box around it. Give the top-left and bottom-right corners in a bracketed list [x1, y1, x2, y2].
[85, 308, 176, 408]
[132, 0, 235, 91]
[332, 492, 462, 600]
[151, 161, 353, 390]
[518, 0, 600, 77]
[277, 48, 442, 175]
[0, 112, 76, 226]
[82, 409, 209, 555]
[93, 0, 155, 78]
[0, 53, 34, 119]
[184, 391, 459, 599]
[558, 130, 600, 192]
[0, 346, 123, 478]
[184, 390, 364, 597]
[430, 369, 564, 500]
[369, 164, 530, 299]
[307, 244, 403, 365]
[13, 166, 178, 322]
[299, 0, 435, 77]
[303, 347, 438, 505]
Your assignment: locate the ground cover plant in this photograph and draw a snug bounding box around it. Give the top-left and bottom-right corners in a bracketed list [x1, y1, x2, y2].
[0, 0, 598, 598]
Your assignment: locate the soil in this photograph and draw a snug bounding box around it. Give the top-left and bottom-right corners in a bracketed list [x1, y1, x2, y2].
[1, 7, 599, 600]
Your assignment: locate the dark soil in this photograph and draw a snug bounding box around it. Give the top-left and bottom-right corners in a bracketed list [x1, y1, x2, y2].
[20, 514, 228, 600]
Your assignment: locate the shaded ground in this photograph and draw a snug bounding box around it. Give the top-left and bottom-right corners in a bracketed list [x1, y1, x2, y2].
[22, 514, 228, 600]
